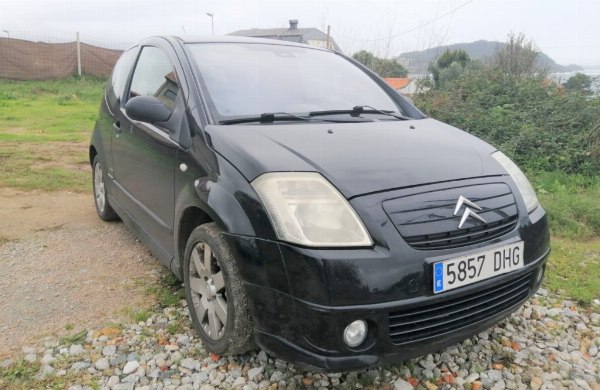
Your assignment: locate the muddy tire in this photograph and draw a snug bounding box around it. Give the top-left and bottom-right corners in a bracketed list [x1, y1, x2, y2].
[183, 223, 255, 355]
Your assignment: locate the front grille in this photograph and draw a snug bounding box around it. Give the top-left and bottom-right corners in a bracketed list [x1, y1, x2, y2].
[383, 182, 519, 250]
[388, 271, 533, 345]
[404, 215, 518, 250]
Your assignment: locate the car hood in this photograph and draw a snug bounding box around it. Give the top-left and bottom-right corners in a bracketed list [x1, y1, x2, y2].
[206, 118, 505, 198]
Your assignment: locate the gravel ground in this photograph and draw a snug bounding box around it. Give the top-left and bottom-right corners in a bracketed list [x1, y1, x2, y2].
[3, 288, 598, 390]
[0, 189, 162, 357]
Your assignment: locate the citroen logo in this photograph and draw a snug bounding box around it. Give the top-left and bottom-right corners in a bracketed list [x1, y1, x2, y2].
[454, 195, 486, 229]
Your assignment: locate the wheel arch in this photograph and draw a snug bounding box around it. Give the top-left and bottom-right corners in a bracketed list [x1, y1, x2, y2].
[89, 145, 98, 166]
[175, 205, 214, 279]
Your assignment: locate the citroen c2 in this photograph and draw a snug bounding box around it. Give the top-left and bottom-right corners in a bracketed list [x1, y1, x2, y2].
[90, 36, 550, 371]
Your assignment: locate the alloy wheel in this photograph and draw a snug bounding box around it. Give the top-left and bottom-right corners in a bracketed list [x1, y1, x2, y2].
[94, 162, 106, 213]
[188, 242, 228, 340]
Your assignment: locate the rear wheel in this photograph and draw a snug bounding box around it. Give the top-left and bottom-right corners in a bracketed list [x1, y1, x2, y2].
[183, 223, 254, 355]
[92, 156, 119, 221]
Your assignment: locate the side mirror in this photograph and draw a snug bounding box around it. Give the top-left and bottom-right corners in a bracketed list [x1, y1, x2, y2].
[125, 96, 172, 123]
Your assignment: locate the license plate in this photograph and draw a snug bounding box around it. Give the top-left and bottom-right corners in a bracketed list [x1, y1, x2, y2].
[433, 241, 524, 294]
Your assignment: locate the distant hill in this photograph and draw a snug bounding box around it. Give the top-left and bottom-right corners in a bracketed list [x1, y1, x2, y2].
[397, 40, 583, 74]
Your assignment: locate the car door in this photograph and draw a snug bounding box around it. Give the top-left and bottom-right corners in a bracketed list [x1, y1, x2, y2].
[101, 47, 138, 179]
[111, 45, 181, 260]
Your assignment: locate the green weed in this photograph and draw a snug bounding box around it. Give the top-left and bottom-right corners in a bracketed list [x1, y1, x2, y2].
[1, 359, 40, 383]
[145, 273, 184, 308]
[59, 330, 87, 345]
[132, 310, 151, 323]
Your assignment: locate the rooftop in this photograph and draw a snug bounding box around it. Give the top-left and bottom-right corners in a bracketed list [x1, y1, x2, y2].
[383, 77, 411, 90]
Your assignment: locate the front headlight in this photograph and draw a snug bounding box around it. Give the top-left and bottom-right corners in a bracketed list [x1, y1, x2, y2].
[492, 151, 539, 213]
[251, 172, 373, 247]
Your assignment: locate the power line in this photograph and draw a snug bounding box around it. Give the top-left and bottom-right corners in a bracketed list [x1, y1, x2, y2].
[342, 0, 476, 43]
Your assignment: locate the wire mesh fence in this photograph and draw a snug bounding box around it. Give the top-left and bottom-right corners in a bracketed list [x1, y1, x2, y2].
[0, 30, 133, 80]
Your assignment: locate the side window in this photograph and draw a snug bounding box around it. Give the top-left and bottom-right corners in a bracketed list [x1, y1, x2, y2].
[107, 48, 137, 108]
[128, 46, 179, 110]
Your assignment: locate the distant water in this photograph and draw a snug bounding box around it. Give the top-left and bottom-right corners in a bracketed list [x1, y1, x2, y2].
[550, 69, 600, 94]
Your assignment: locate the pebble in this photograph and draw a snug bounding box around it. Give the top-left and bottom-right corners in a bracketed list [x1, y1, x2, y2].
[393, 378, 414, 390]
[69, 344, 86, 356]
[40, 354, 55, 365]
[107, 375, 120, 387]
[71, 361, 90, 371]
[4, 290, 598, 389]
[122, 360, 139, 375]
[248, 367, 264, 381]
[95, 357, 110, 371]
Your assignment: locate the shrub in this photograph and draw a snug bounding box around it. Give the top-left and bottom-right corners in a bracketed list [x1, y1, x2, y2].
[414, 65, 600, 175]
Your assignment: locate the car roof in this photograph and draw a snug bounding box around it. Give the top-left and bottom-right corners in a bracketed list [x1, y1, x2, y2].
[167, 35, 331, 51]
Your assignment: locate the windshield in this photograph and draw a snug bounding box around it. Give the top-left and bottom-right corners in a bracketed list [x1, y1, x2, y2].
[186, 43, 402, 119]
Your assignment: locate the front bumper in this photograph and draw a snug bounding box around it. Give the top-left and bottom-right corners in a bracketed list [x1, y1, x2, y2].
[225, 197, 550, 372]
[248, 250, 547, 371]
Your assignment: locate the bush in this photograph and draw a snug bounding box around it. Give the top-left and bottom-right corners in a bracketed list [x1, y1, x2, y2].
[414, 65, 600, 175]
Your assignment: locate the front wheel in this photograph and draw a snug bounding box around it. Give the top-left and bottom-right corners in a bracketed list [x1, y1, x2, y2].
[183, 223, 254, 355]
[92, 156, 119, 221]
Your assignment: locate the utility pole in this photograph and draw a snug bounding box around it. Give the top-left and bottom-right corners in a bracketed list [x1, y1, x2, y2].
[206, 13, 214, 36]
[326, 25, 331, 50]
[76, 31, 82, 77]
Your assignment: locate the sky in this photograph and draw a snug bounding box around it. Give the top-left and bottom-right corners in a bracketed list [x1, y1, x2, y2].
[1, 0, 599, 68]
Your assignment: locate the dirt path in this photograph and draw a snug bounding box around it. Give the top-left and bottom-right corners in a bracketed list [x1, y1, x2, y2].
[0, 188, 164, 358]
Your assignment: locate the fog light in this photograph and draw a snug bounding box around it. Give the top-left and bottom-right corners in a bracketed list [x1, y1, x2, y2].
[343, 320, 367, 347]
[536, 266, 544, 284]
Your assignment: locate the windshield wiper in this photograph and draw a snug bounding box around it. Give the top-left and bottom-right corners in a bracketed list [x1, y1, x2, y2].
[309, 105, 412, 120]
[219, 112, 311, 125]
[219, 111, 374, 125]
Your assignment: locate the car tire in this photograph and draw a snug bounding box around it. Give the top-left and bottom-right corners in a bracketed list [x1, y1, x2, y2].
[183, 223, 255, 355]
[92, 156, 119, 221]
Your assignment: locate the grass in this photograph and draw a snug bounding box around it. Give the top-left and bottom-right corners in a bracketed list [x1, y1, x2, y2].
[544, 238, 600, 305]
[527, 172, 600, 305]
[1, 359, 40, 384]
[144, 272, 185, 308]
[167, 320, 185, 335]
[533, 171, 600, 240]
[59, 330, 87, 345]
[0, 77, 103, 142]
[132, 309, 152, 323]
[0, 356, 98, 390]
[0, 77, 104, 192]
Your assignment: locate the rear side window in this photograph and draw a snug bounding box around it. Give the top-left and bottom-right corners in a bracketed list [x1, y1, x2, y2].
[128, 46, 179, 110]
[107, 48, 137, 108]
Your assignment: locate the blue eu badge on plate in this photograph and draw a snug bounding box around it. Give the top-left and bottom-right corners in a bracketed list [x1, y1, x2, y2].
[434, 262, 444, 293]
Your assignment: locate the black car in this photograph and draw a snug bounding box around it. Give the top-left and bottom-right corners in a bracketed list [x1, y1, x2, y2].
[90, 36, 550, 372]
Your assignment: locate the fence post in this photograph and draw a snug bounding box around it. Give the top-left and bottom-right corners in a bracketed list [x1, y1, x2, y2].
[76, 32, 82, 77]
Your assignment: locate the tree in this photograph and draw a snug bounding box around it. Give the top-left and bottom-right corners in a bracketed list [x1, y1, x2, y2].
[494, 33, 542, 76]
[428, 49, 471, 88]
[563, 72, 593, 94]
[352, 50, 408, 78]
